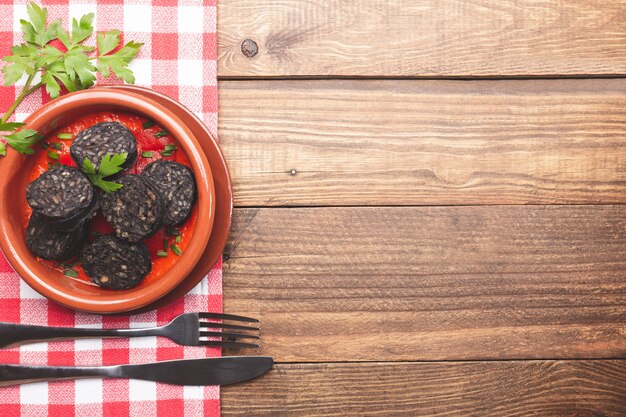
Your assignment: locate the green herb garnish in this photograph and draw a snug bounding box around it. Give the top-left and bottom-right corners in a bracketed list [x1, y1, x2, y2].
[175, 235, 181, 243]
[163, 239, 169, 252]
[40, 141, 48, 150]
[161, 143, 177, 157]
[81, 152, 128, 193]
[154, 130, 168, 138]
[50, 142, 62, 150]
[156, 250, 168, 258]
[141, 151, 153, 158]
[0, 2, 142, 157]
[170, 244, 182, 256]
[57, 132, 73, 140]
[1, 127, 41, 155]
[63, 269, 78, 277]
[47, 150, 59, 159]
[142, 120, 155, 129]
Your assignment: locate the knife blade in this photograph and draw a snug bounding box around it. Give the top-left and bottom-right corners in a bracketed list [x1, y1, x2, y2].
[0, 356, 273, 387]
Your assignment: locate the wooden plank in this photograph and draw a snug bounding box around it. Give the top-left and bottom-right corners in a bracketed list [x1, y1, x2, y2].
[219, 79, 626, 207]
[222, 360, 626, 416]
[217, 0, 626, 77]
[223, 206, 626, 362]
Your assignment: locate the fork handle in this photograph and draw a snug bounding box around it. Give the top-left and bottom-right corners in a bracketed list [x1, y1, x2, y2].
[0, 364, 119, 387]
[0, 323, 164, 348]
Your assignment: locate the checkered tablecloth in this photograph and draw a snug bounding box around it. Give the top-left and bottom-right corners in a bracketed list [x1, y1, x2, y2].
[0, 0, 222, 415]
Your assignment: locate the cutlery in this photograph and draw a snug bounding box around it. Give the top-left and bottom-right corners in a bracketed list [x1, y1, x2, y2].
[0, 312, 260, 349]
[0, 356, 273, 387]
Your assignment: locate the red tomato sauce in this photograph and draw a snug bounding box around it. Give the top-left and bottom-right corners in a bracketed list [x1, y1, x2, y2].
[23, 111, 197, 288]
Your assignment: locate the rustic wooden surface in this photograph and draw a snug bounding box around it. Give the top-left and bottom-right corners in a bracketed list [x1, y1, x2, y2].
[217, 0, 626, 415]
[218, 0, 626, 77]
[222, 361, 626, 416]
[221, 206, 626, 362]
[220, 79, 626, 206]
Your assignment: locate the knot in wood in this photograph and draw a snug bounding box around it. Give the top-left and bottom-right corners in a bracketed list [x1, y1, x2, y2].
[241, 39, 258, 58]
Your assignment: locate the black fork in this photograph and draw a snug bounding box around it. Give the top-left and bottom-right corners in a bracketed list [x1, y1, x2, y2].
[0, 312, 260, 349]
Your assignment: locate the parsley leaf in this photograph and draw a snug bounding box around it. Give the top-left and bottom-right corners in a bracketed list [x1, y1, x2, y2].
[97, 35, 142, 83]
[20, 20, 37, 45]
[71, 13, 94, 44]
[98, 55, 135, 83]
[98, 153, 128, 177]
[56, 27, 72, 50]
[23, 3, 60, 47]
[82, 157, 96, 174]
[26, 2, 46, 34]
[81, 153, 128, 193]
[41, 70, 61, 98]
[54, 72, 78, 93]
[2, 129, 41, 154]
[113, 41, 143, 61]
[1, 62, 30, 85]
[1, 43, 37, 85]
[64, 47, 96, 88]
[0, 2, 141, 157]
[96, 30, 120, 56]
[90, 178, 123, 194]
[0, 122, 26, 132]
[35, 45, 62, 68]
[45, 59, 78, 93]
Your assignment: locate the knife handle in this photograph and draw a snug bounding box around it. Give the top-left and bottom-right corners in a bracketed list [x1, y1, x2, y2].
[0, 364, 118, 387]
[0, 322, 162, 348]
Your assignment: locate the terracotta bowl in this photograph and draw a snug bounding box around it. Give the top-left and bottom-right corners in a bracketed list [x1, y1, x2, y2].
[0, 89, 215, 314]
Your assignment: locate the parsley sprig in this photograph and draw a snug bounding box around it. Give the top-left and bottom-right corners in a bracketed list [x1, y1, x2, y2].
[82, 153, 128, 193]
[0, 2, 142, 157]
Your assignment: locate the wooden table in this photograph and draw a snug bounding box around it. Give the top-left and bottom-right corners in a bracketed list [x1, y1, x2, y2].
[216, 1, 626, 415]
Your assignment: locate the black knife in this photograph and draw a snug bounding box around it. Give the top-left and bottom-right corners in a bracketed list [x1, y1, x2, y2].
[0, 356, 273, 387]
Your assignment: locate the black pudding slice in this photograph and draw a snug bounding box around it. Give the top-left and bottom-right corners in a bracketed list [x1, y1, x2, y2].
[70, 122, 137, 172]
[80, 235, 151, 290]
[141, 160, 197, 226]
[100, 174, 164, 242]
[26, 165, 98, 230]
[25, 213, 85, 261]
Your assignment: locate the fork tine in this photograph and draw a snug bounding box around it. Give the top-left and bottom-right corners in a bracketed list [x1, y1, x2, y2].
[198, 340, 260, 349]
[199, 331, 260, 340]
[199, 322, 260, 332]
[198, 312, 259, 323]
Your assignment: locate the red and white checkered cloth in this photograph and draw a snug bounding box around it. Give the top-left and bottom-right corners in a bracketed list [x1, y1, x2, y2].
[0, 0, 221, 415]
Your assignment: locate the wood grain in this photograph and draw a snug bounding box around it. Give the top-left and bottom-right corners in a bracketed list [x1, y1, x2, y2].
[217, 0, 626, 77]
[222, 361, 626, 416]
[219, 79, 626, 207]
[223, 206, 626, 362]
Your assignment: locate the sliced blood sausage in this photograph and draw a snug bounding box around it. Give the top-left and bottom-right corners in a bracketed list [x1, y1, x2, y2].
[80, 235, 151, 290]
[25, 213, 85, 261]
[26, 165, 98, 230]
[141, 160, 197, 226]
[70, 122, 137, 173]
[100, 174, 164, 242]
